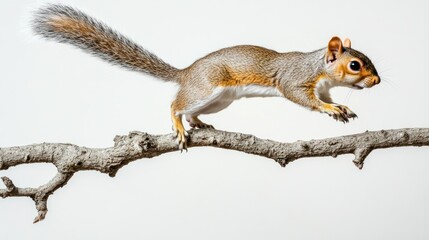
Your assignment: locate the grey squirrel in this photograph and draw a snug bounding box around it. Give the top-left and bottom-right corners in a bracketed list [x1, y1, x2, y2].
[33, 4, 380, 150]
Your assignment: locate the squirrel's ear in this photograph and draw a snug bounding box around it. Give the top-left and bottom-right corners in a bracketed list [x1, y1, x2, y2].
[327, 36, 344, 63]
[344, 38, 351, 48]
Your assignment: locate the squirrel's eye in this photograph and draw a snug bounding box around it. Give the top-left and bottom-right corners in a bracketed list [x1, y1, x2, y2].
[349, 61, 361, 72]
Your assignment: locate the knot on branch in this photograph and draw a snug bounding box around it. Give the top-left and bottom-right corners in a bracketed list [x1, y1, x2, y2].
[275, 156, 295, 168]
[299, 141, 310, 151]
[138, 135, 156, 152]
[114, 131, 144, 147]
[399, 131, 409, 141]
[353, 147, 372, 170]
[114, 131, 157, 152]
[107, 163, 127, 177]
[238, 134, 256, 145]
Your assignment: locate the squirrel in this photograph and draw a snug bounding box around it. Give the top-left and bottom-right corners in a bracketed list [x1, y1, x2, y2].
[32, 4, 380, 150]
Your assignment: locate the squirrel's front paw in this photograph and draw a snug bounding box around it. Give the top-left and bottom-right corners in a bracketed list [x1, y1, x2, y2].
[320, 104, 357, 123]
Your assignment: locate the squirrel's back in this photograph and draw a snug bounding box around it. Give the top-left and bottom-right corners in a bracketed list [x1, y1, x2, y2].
[32, 4, 179, 81]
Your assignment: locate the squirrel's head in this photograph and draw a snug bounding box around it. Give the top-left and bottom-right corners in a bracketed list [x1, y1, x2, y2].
[324, 36, 380, 89]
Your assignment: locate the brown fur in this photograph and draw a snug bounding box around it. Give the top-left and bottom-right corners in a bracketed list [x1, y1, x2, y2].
[51, 15, 178, 79]
[217, 68, 276, 87]
[33, 5, 178, 80]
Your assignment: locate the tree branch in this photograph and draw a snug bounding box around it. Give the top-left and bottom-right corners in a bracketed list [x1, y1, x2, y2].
[1, 128, 428, 222]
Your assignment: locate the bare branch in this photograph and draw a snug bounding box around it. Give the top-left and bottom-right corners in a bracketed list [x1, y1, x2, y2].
[0, 128, 428, 222]
[1, 172, 72, 223]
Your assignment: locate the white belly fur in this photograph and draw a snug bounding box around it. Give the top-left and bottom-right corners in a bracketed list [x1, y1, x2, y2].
[182, 85, 282, 115]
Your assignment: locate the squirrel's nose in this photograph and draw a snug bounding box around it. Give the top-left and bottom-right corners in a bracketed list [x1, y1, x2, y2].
[373, 76, 381, 85]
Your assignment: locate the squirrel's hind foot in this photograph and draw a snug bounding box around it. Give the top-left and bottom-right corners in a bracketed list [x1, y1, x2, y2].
[171, 111, 189, 152]
[186, 115, 215, 129]
[174, 129, 188, 152]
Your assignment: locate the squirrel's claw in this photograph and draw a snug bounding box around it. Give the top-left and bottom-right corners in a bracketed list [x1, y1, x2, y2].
[172, 124, 189, 152]
[179, 141, 188, 153]
[339, 105, 357, 119]
[190, 122, 215, 129]
[176, 130, 188, 152]
[187, 116, 215, 129]
[322, 104, 357, 123]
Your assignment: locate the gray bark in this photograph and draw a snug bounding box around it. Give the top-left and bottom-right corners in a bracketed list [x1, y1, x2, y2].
[1, 128, 428, 223]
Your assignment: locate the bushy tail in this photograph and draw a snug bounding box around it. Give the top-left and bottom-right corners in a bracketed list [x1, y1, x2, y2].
[32, 4, 179, 81]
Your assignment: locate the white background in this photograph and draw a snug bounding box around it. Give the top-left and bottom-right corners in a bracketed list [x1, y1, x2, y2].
[1, 0, 428, 239]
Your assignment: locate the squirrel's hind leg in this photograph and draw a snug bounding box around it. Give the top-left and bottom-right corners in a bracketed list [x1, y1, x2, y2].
[186, 115, 215, 129]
